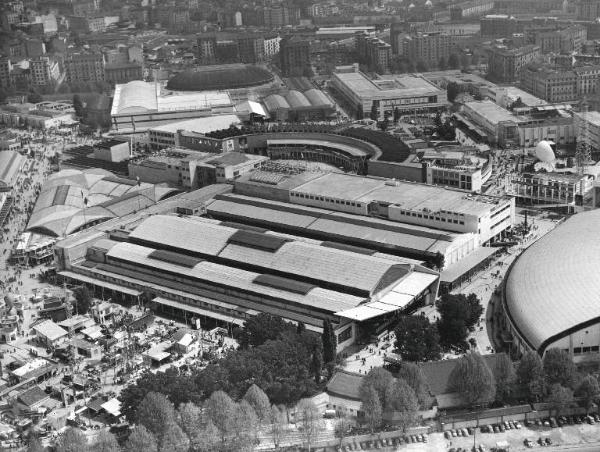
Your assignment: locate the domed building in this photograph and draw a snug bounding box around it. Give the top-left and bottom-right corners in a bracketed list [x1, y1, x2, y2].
[534, 140, 555, 163]
[502, 209, 600, 361]
[166, 64, 275, 92]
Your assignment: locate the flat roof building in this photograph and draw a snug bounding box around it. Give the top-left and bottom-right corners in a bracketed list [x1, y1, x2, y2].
[110, 80, 235, 133]
[330, 65, 447, 120]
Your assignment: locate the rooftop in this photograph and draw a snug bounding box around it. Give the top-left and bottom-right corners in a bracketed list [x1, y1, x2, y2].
[505, 209, 600, 351]
[463, 100, 517, 125]
[149, 114, 240, 135]
[289, 173, 506, 216]
[334, 71, 444, 101]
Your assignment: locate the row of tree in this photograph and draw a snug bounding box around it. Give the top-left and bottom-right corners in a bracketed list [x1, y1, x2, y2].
[358, 366, 428, 433]
[394, 293, 484, 362]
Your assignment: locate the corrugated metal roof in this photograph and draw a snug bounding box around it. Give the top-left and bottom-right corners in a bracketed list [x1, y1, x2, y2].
[304, 88, 333, 107]
[285, 90, 311, 109]
[264, 94, 290, 112]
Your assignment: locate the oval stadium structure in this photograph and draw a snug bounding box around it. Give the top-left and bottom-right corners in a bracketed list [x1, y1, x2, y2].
[503, 209, 600, 361]
[166, 64, 274, 91]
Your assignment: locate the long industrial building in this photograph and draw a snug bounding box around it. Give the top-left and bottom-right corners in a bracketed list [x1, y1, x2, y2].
[53, 187, 440, 350]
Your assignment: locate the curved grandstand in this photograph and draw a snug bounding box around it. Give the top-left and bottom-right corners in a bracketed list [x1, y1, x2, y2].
[27, 169, 179, 237]
[200, 124, 414, 173]
[503, 209, 600, 360]
[166, 64, 274, 91]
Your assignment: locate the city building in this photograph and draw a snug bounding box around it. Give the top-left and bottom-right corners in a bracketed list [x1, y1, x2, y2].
[0, 57, 12, 88]
[234, 171, 515, 246]
[574, 110, 600, 152]
[487, 44, 541, 83]
[330, 65, 447, 119]
[148, 115, 241, 150]
[197, 32, 265, 64]
[29, 56, 61, 87]
[104, 63, 143, 85]
[393, 31, 459, 66]
[530, 25, 586, 54]
[480, 15, 525, 38]
[0, 103, 75, 130]
[521, 64, 600, 103]
[449, 0, 494, 20]
[355, 31, 391, 73]
[457, 100, 575, 147]
[68, 15, 106, 34]
[279, 36, 311, 77]
[263, 34, 281, 60]
[128, 148, 268, 189]
[64, 52, 106, 84]
[502, 209, 600, 361]
[110, 80, 235, 133]
[505, 171, 595, 205]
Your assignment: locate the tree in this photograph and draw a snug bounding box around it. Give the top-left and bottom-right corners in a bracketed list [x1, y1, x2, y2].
[177, 402, 203, 448]
[384, 378, 419, 431]
[361, 384, 382, 433]
[378, 119, 390, 132]
[494, 353, 516, 403]
[334, 415, 352, 448]
[546, 383, 575, 417]
[231, 400, 259, 451]
[124, 425, 158, 452]
[27, 435, 45, 452]
[396, 362, 430, 409]
[73, 94, 84, 118]
[204, 390, 237, 443]
[393, 107, 401, 123]
[437, 293, 483, 350]
[91, 430, 120, 452]
[236, 313, 295, 349]
[370, 103, 379, 121]
[73, 286, 93, 314]
[450, 352, 496, 407]
[447, 81, 460, 103]
[517, 351, 546, 401]
[576, 374, 600, 413]
[296, 399, 323, 452]
[322, 319, 336, 364]
[269, 405, 288, 450]
[543, 348, 577, 388]
[56, 427, 88, 452]
[311, 347, 323, 383]
[394, 315, 442, 362]
[416, 60, 429, 72]
[195, 421, 220, 452]
[438, 56, 448, 70]
[243, 384, 271, 423]
[27, 91, 43, 104]
[359, 367, 394, 408]
[159, 422, 190, 452]
[137, 392, 177, 441]
[448, 53, 460, 69]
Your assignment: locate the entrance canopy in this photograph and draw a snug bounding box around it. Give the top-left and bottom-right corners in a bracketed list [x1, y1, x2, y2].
[335, 272, 438, 321]
[153, 297, 245, 326]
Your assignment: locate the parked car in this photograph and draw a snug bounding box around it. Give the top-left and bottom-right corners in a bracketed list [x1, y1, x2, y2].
[545, 438, 552, 445]
[514, 421, 522, 429]
[550, 417, 558, 428]
[524, 438, 534, 448]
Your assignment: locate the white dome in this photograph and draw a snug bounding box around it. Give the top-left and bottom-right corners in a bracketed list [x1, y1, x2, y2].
[408, 3, 415, 7]
[535, 140, 555, 163]
[425, 0, 433, 6]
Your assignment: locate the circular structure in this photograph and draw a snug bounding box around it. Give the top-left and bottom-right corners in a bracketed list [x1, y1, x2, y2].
[535, 140, 555, 163]
[503, 210, 600, 359]
[166, 64, 274, 91]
